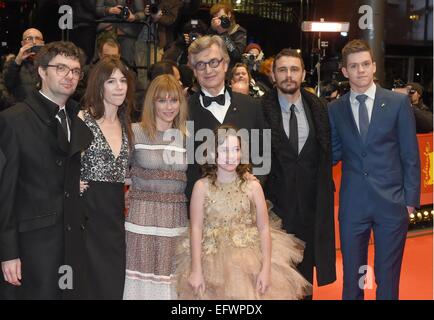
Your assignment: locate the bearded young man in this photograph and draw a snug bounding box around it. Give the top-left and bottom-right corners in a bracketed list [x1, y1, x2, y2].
[261, 49, 336, 298]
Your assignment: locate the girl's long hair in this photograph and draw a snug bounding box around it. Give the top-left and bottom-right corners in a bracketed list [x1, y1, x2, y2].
[201, 124, 252, 186]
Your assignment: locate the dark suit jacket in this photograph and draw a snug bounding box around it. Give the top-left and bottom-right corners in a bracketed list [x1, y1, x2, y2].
[262, 88, 336, 286]
[186, 89, 265, 199]
[0, 148, 5, 181]
[0, 90, 93, 299]
[328, 85, 421, 221]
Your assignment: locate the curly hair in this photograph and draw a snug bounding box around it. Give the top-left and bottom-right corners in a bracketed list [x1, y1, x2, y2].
[201, 124, 252, 186]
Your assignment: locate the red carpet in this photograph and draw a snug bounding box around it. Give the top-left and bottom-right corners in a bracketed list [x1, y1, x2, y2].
[313, 230, 433, 300]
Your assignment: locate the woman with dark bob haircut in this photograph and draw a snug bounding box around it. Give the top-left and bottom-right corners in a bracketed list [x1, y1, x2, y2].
[79, 56, 134, 299]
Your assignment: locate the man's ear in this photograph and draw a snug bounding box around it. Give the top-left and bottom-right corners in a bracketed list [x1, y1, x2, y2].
[271, 71, 276, 83]
[38, 66, 47, 82]
[341, 67, 349, 79]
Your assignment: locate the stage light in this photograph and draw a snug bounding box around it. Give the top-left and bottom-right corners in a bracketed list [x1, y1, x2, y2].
[340, 32, 348, 37]
[409, 213, 416, 224]
[417, 212, 423, 221]
[301, 20, 350, 33]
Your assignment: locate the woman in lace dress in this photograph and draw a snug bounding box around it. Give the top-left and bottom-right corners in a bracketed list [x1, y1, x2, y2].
[175, 125, 312, 300]
[123, 74, 189, 299]
[79, 57, 134, 299]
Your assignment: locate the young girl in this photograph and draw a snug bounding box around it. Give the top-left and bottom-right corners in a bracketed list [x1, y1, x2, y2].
[175, 125, 312, 299]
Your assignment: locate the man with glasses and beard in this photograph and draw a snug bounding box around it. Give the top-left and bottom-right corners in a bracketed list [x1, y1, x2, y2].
[0, 42, 93, 299]
[185, 35, 264, 200]
[261, 49, 336, 298]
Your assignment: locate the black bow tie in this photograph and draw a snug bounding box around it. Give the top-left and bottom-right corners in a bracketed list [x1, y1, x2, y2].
[201, 92, 226, 108]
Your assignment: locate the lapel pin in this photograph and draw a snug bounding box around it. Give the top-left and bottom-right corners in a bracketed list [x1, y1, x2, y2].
[380, 103, 386, 108]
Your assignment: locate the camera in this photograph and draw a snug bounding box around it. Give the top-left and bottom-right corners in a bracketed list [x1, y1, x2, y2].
[392, 79, 412, 95]
[30, 45, 43, 54]
[185, 20, 203, 45]
[148, 0, 160, 15]
[241, 53, 260, 72]
[117, 6, 130, 20]
[219, 15, 231, 29]
[392, 79, 406, 89]
[242, 53, 256, 62]
[189, 32, 200, 42]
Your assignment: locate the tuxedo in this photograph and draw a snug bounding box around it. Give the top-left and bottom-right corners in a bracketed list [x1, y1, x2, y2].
[328, 85, 420, 299]
[0, 90, 93, 299]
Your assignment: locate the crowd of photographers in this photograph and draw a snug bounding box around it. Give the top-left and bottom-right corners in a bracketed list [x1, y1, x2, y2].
[0, 0, 432, 134]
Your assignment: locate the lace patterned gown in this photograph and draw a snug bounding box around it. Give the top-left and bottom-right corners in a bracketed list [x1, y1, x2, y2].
[80, 110, 129, 300]
[123, 124, 188, 300]
[175, 178, 313, 300]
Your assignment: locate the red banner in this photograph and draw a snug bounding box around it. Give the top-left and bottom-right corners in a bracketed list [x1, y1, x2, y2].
[333, 133, 433, 209]
[332, 133, 433, 248]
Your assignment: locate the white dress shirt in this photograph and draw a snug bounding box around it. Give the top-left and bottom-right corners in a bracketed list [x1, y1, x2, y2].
[349, 83, 376, 132]
[199, 86, 231, 124]
[39, 90, 71, 141]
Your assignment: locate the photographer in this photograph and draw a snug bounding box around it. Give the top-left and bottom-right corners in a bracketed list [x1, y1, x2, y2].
[407, 82, 433, 133]
[208, 2, 247, 67]
[242, 43, 264, 73]
[162, 18, 208, 65]
[96, 0, 145, 67]
[144, 0, 183, 52]
[2, 28, 44, 102]
[392, 80, 433, 133]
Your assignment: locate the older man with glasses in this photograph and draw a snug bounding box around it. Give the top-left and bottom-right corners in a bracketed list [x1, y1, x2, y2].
[2, 28, 45, 103]
[0, 41, 93, 300]
[185, 35, 265, 200]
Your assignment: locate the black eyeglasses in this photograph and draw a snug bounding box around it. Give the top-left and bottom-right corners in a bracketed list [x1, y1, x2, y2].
[194, 58, 224, 71]
[45, 64, 83, 80]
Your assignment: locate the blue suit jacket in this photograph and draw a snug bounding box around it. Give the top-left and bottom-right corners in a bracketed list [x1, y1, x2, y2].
[328, 86, 420, 222]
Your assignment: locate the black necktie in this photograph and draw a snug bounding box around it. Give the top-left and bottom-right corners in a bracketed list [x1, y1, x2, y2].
[201, 92, 226, 108]
[57, 109, 69, 139]
[356, 94, 369, 141]
[289, 104, 298, 154]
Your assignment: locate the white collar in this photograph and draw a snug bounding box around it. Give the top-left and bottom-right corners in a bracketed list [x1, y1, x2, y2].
[39, 90, 66, 109]
[350, 83, 376, 103]
[201, 86, 226, 97]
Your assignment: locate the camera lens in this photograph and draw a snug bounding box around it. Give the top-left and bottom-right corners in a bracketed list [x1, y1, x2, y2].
[150, 4, 159, 15]
[219, 16, 231, 29]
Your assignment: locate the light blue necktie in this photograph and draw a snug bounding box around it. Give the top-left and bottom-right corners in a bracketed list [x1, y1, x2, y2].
[356, 94, 369, 141]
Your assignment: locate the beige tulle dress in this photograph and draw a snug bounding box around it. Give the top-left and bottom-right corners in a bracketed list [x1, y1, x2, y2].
[175, 177, 312, 300]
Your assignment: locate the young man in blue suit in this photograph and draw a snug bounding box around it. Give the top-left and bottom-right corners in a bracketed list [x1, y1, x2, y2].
[328, 40, 420, 300]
